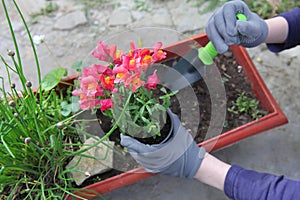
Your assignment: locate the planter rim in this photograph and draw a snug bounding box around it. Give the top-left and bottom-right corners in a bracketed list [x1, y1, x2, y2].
[65, 33, 288, 199]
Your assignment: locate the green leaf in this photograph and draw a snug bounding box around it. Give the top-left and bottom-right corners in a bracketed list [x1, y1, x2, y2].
[60, 101, 71, 116]
[136, 97, 145, 104]
[50, 134, 56, 148]
[70, 96, 80, 113]
[129, 105, 139, 110]
[71, 61, 88, 71]
[160, 87, 167, 94]
[139, 106, 145, 117]
[41, 68, 67, 91]
[141, 116, 150, 124]
[146, 105, 152, 115]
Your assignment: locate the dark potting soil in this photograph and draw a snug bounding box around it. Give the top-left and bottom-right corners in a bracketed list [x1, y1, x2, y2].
[96, 107, 172, 145]
[165, 51, 267, 143]
[96, 51, 267, 146]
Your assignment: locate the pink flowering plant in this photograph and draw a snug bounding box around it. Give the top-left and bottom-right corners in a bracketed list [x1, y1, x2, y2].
[73, 41, 176, 139]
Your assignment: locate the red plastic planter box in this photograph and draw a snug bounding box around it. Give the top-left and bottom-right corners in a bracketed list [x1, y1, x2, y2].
[66, 34, 288, 199]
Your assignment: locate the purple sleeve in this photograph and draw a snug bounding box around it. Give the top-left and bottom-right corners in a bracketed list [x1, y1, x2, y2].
[224, 165, 300, 200]
[267, 8, 300, 53]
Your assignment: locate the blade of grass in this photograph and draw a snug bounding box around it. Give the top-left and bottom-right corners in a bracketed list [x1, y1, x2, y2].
[1, 135, 15, 158]
[12, 0, 45, 106]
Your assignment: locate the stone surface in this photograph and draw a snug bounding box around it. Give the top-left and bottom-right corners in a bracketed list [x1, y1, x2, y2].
[5, 0, 47, 21]
[1, 0, 300, 199]
[54, 10, 87, 30]
[108, 8, 132, 26]
[66, 137, 114, 186]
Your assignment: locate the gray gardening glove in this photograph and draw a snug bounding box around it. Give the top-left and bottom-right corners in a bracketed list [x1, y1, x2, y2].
[120, 112, 206, 179]
[206, 0, 268, 53]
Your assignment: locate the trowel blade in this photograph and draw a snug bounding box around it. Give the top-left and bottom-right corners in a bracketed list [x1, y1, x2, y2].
[162, 48, 206, 91]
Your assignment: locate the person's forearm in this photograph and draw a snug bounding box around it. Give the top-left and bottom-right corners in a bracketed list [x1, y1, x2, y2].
[193, 153, 231, 191]
[265, 16, 288, 44]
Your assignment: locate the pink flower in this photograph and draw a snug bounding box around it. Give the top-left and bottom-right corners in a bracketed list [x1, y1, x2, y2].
[73, 40, 168, 113]
[100, 99, 113, 111]
[82, 64, 106, 79]
[113, 66, 130, 83]
[72, 87, 102, 110]
[72, 76, 104, 110]
[80, 76, 103, 97]
[92, 41, 117, 62]
[145, 70, 159, 90]
[126, 73, 144, 92]
[152, 42, 166, 61]
[79, 97, 102, 110]
[129, 41, 138, 52]
[122, 55, 139, 71]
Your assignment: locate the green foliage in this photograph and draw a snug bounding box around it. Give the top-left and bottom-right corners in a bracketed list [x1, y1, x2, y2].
[75, 0, 108, 8]
[234, 0, 299, 19]
[60, 90, 80, 117]
[43, 2, 59, 14]
[245, 0, 274, 18]
[228, 92, 262, 120]
[111, 85, 176, 139]
[194, 0, 300, 18]
[0, 1, 96, 199]
[30, 2, 59, 24]
[0, 70, 81, 199]
[41, 67, 67, 91]
[195, 0, 225, 14]
[71, 60, 88, 72]
[134, 0, 150, 11]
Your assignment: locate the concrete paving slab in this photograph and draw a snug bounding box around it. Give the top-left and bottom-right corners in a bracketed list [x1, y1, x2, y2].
[1, 1, 299, 199]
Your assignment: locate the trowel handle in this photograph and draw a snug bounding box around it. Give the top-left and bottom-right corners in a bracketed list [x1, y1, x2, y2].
[198, 13, 247, 65]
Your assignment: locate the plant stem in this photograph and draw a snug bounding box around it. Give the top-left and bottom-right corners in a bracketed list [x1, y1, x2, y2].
[2, 0, 22, 73]
[12, 0, 43, 99]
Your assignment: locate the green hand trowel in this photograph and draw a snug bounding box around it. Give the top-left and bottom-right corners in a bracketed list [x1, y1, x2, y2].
[163, 13, 247, 91]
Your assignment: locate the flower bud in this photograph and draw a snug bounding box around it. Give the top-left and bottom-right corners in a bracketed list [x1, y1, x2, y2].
[14, 112, 19, 118]
[56, 122, 65, 130]
[7, 49, 15, 57]
[26, 81, 32, 88]
[24, 188, 30, 193]
[9, 100, 16, 108]
[24, 137, 31, 144]
[84, 171, 91, 177]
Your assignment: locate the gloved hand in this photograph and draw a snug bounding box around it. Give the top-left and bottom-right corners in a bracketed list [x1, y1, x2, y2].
[206, 0, 268, 53]
[120, 111, 206, 179]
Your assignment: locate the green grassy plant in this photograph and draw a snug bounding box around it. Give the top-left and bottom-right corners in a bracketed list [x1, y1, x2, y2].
[228, 92, 262, 120]
[245, 0, 300, 18]
[0, 1, 110, 199]
[75, 0, 107, 8]
[194, 0, 300, 18]
[30, 2, 59, 24]
[134, 0, 150, 11]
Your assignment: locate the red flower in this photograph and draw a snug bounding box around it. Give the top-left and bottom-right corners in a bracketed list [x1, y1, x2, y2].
[100, 74, 114, 91]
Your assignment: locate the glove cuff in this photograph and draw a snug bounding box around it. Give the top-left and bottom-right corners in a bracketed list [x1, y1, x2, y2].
[186, 146, 206, 179]
[240, 17, 268, 48]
